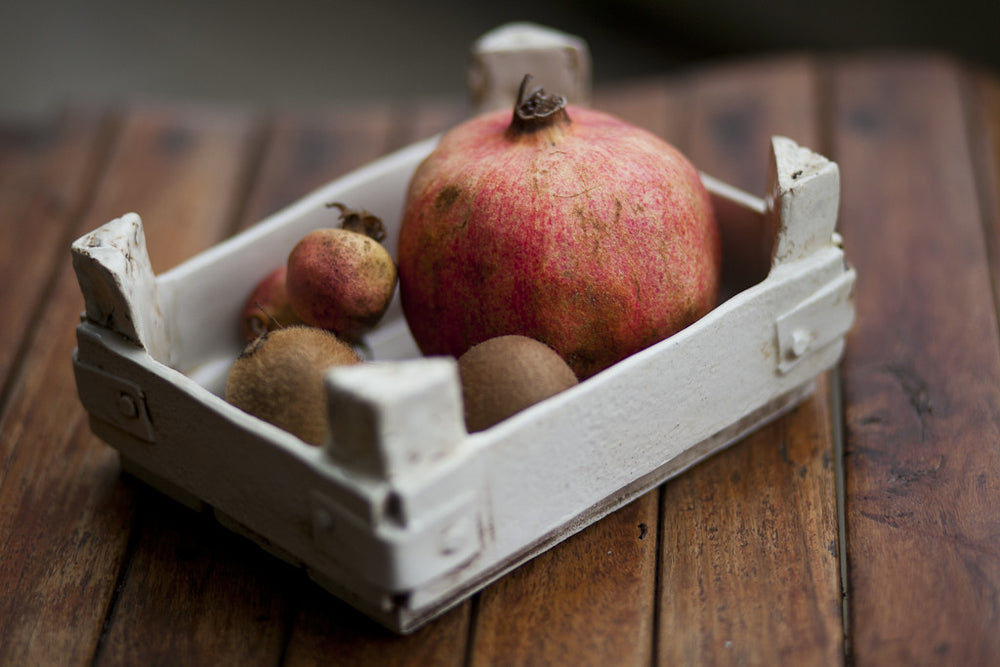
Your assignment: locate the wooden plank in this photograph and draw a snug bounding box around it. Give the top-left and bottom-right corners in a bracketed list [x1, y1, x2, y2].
[0, 104, 261, 665]
[972, 69, 1000, 330]
[0, 110, 116, 665]
[659, 377, 843, 665]
[687, 58, 822, 195]
[471, 493, 659, 665]
[281, 585, 470, 667]
[94, 114, 322, 658]
[99, 100, 472, 665]
[392, 94, 470, 147]
[656, 58, 845, 665]
[833, 56, 1000, 664]
[93, 491, 295, 664]
[92, 104, 266, 274]
[0, 111, 109, 398]
[235, 103, 399, 228]
[276, 101, 473, 664]
[90, 105, 412, 664]
[465, 77, 682, 667]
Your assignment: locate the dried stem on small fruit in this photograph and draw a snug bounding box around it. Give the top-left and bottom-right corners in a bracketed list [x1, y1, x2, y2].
[326, 202, 386, 242]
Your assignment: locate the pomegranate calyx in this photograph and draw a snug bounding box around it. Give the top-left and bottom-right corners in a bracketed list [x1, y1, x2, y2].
[506, 74, 571, 138]
[326, 202, 386, 242]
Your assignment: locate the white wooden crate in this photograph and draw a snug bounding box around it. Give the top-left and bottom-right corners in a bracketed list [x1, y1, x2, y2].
[70, 25, 855, 633]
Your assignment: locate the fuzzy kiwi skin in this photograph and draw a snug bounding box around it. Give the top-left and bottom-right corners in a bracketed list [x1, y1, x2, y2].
[458, 335, 578, 432]
[224, 326, 361, 445]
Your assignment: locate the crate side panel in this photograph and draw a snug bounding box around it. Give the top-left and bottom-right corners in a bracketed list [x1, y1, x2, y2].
[451, 250, 849, 602]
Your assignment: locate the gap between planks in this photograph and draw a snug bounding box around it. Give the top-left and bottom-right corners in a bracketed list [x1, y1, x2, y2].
[828, 367, 852, 662]
[816, 57, 854, 665]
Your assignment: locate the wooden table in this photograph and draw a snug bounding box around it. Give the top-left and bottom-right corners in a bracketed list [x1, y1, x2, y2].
[2, 54, 999, 665]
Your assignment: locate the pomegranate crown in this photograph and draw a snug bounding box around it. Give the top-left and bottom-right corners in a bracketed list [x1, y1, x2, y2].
[326, 202, 386, 242]
[506, 74, 571, 138]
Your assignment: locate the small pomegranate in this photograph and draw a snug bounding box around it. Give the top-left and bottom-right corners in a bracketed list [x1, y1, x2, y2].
[286, 203, 398, 342]
[240, 266, 303, 342]
[398, 75, 721, 379]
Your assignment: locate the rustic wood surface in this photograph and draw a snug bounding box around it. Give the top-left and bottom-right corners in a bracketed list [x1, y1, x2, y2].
[2, 55, 998, 665]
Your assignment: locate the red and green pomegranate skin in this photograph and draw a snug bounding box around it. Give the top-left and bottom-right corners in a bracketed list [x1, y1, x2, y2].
[398, 80, 721, 379]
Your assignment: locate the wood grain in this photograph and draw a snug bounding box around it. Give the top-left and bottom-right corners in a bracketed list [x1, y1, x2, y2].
[471, 493, 659, 666]
[93, 492, 295, 665]
[687, 58, 822, 196]
[0, 111, 108, 396]
[0, 113, 126, 665]
[235, 104, 398, 229]
[275, 101, 474, 665]
[3, 55, 996, 666]
[465, 78, 687, 667]
[656, 58, 845, 666]
[282, 585, 470, 667]
[93, 104, 265, 273]
[391, 94, 470, 148]
[89, 104, 417, 664]
[0, 105, 260, 665]
[659, 378, 844, 665]
[972, 69, 1000, 335]
[833, 56, 1000, 664]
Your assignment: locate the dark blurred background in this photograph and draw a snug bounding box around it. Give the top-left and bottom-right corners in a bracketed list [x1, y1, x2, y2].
[2, 0, 999, 119]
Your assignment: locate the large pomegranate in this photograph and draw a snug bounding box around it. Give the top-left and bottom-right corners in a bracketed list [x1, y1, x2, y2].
[398, 76, 721, 379]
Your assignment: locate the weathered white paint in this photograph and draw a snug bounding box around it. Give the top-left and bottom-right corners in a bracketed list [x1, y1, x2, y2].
[71, 213, 170, 363]
[468, 23, 591, 113]
[69, 29, 855, 634]
[70, 133, 855, 632]
[324, 357, 467, 479]
[767, 135, 841, 267]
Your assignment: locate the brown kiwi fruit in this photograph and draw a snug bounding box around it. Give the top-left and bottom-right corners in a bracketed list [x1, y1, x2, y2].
[224, 326, 361, 445]
[458, 335, 578, 432]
